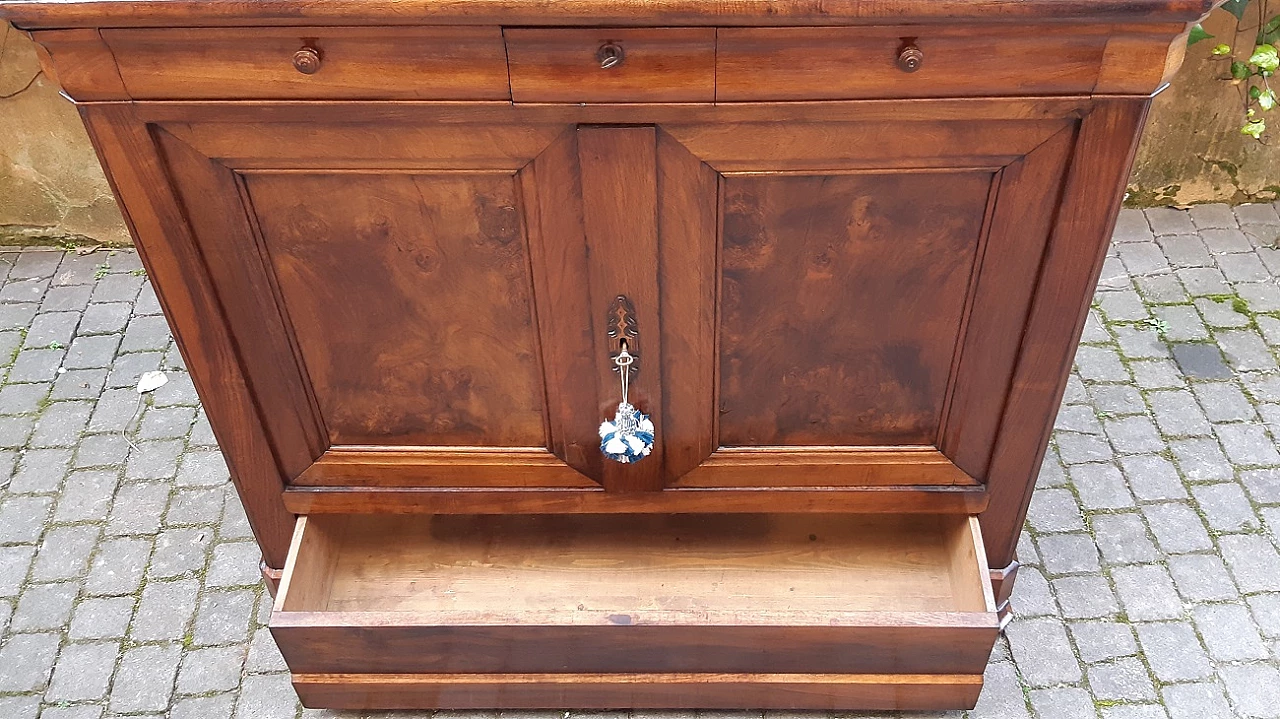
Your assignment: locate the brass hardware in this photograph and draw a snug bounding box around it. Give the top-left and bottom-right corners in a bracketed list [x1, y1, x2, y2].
[292, 46, 322, 74]
[597, 42, 625, 69]
[606, 294, 639, 376]
[896, 41, 923, 73]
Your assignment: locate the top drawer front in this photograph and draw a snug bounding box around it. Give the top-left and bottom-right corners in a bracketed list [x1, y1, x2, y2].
[717, 27, 1111, 101]
[100, 27, 511, 100]
[505, 28, 716, 103]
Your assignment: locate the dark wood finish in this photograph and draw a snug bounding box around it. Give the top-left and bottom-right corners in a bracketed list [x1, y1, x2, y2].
[261, 561, 283, 597]
[505, 28, 715, 103]
[282, 484, 990, 515]
[100, 27, 511, 99]
[6, 0, 1203, 706]
[0, 0, 1220, 30]
[292, 672, 985, 710]
[272, 513, 997, 673]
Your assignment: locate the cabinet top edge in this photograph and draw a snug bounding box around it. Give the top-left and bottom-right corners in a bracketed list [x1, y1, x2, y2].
[0, 0, 1222, 31]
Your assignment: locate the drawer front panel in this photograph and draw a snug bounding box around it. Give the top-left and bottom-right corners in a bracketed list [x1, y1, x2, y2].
[717, 27, 1110, 100]
[505, 28, 716, 102]
[272, 513, 999, 674]
[100, 27, 511, 99]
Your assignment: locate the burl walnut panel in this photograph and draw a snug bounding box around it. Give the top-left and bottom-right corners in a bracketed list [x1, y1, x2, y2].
[718, 172, 992, 447]
[245, 172, 546, 447]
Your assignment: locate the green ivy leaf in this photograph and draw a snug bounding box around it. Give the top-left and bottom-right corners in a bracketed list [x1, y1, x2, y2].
[1251, 84, 1263, 98]
[1232, 61, 1252, 79]
[1213, 43, 1233, 55]
[1260, 88, 1278, 110]
[1250, 44, 1280, 72]
[1242, 118, 1267, 138]
[1222, 0, 1252, 20]
[1259, 15, 1280, 45]
[1189, 24, 1214, 45]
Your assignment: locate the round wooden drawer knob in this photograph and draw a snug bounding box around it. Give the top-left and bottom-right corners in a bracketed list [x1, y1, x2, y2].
[293, 46, 322, 75]
[597, 42, 625, 69]
[897, 43, 924, 73]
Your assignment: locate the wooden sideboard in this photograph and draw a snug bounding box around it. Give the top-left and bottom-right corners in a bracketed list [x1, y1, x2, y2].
[1, 0, 1214, 710]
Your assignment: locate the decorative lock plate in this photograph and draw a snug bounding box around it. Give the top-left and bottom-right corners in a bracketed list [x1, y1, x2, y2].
[599, 294, 653, 464]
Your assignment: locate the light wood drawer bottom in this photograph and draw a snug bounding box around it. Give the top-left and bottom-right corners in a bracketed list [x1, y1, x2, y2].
[270, 513, 999, 708]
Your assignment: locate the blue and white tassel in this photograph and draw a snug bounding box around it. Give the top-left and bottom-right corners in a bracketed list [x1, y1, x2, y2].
[599, 345, 654, 463]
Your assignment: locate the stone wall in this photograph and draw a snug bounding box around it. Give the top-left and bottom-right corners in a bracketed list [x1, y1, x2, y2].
[1, 18, 1277, 248]
[0, 22, 129, 246]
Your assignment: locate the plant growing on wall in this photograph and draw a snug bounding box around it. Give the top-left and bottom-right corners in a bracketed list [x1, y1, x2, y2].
[1191, 0, 1280, 139]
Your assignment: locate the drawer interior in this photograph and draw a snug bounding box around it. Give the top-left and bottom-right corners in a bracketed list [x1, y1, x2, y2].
[276, 513, 995, 618]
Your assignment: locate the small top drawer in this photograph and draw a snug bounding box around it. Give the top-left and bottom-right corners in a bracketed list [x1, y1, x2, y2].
[504, 28, 716, 103]
[717, 27, 1111, 101]
[99, 27, 511, 100]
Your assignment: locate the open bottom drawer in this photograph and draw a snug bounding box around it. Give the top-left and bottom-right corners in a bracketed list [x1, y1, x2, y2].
[271, 513, 999, 710]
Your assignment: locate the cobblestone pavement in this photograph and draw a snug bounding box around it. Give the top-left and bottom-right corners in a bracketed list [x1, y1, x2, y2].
[1, 204, 1280, 718]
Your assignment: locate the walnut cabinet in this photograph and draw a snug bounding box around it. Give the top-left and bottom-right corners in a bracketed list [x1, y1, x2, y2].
[1, 0, 1215, 710]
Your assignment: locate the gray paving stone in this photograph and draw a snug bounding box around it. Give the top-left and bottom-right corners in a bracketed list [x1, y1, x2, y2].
[73, 432, 130, 468]
[1191, 481, 1261, 531]
[0, 381, 50, 414]
[1112, 564, 1183, 621]
[40, 707, 104, 719]
[46, 641, 121, 701]
[1115, 208, 1156, 240]
[24, 311, 80, 349]
[1237, 281, 1280, 311]
[80, 300, 133, 335]
[121, 314, 173, 353]
[1091, 513, 1158, 565]
[1218, 329, 1279, 370]
[9, 348, 65, 382]
[50, 367, 107, 399]
[1037, 533, 1100, 575]
[0, 494, 53, 543]
[153, 371, 200, 407]
[192, 588, 256, 645]
[1170, 437, 1235, 481]
[1193, 602, 1269, 661]
[1157, 234, 1212, 267]
[220, 489, 254, 540]
[1099, 289, 1151, 321]
[1189, 203, 1238, 229]
[11, 252, 63, 280]
[39, 285, 91, 313]
[1036, 453, 1067, 488]
[207, 541, 263, 588]
[1219, 251, 1273, 282]
[1070, 462, 1135, 509]
[1076, 345, 1130, 381]
[0, 696, 39, 719]
[1148, 389, 1212, 436]
[171, 694, 237, 719]
[1216, 422, 1280, 465]
[1028, 687, 1097, 719]
[69, 595, 136, 639]
[1011, 566, 1057, 617]
[29, 401, 93, 449]
[165, 487, 225, 527]
[1171, 342, 1233, 379]
[1118, 241, 1171, 276]
[1219, 533, 1280, 592]
[1082, 308, 1113, 342]
[1070, 620, 1138, 663]
[110, 643, 182, 713]
[106, 349, 163, 389]
[139, 404, 197, 440]
[8, 447, 73, 493]
[1052, 575, 1118, 619]
[1196, 296, 1251, 328]
[1088, 656, 1156, 701]
[1006, 617, 1081, 686]
[1219, 664, 1280, 719]
[149, 527, 212, 579]
[1201, 226, 1255, 253]
[135, 281, 163, 315]
[1143, 501, 1214, 554]
[31, 524, 98, 581]
[0, 631, 60, 691]
[90, 272, 144, 304]
[131, 579, 199, 641]
[124, 438, 184, 480]
[1117, 456, 1187, 507]
[1136, 621, 1212, 682]
[1164, 682, 1233, 719]
[1178, 267, 1233, 296]
[1147, 207, 1195, 236]
[84, 537, 151, 597]
[53, 468, 119, 522]
[1193, 380, 1257, 421]
[177, 645, 246, 693]
[1089, 384, 1147, 416]
[235, 672, 301, 719]
[107, 481, 169, 536]
[1101, 707, 1168, 719]
[64, 333, 122, 370]
[1168, 553, 1239, 602]
[1132, 357, 1187, 388]
[11, 580, 78, 631]
[1248, 593, 1280, 637]
[1056, 404, 1103, 434]
[1104, 415, 1165, 454]
[0, 545, 35, 596]
[0, 277, 50, 304]
[177, 449, 230, 487]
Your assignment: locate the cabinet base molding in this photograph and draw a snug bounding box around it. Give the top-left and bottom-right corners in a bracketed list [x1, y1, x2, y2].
[989, 560, 1020, 630]
[291, 672, 984, 710]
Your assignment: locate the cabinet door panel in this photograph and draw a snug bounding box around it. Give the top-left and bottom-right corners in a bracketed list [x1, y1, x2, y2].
[244, 172, 545, 447]
[719, 171, 991, 447]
